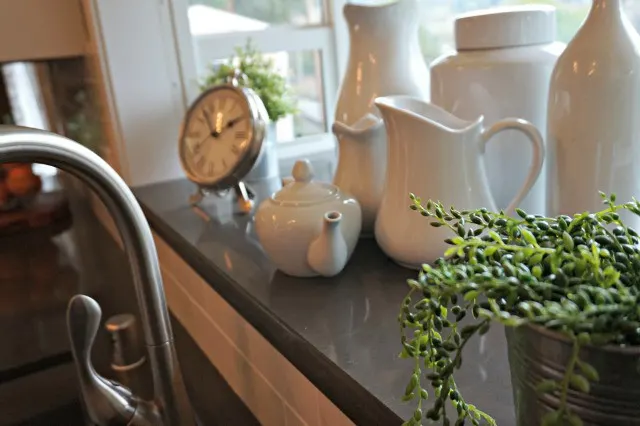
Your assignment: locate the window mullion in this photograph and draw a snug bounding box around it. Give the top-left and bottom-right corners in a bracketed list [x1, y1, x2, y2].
[328, 0, 348, 81]
[193, 26, 334, 74]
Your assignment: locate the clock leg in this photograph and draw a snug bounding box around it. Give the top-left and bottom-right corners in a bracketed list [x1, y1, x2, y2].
[234, 181, 254, 215]
[188, 187, 212, 222]
[189, 187, 205, 206]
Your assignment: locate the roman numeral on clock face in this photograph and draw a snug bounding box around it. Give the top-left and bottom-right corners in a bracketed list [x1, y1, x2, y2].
[195, 156, 205, 170]
[235, 130, 247, 140]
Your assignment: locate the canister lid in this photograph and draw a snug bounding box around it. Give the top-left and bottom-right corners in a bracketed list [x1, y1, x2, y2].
[455, 5, 557, 50]
[272, 160, 337, 205]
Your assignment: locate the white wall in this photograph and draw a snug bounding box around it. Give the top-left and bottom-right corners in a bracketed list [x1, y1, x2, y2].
[87, 0, 187, 186]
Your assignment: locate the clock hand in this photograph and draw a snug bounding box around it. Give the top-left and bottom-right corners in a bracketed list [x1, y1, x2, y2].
[218, 115, 246, 138]
[225, 115, 246, 129]
[202, 108, 220, 137]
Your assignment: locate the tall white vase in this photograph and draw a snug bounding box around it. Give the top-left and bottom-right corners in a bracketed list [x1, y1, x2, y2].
[547, 0, 640, 225]
[334, 0, 429, 125]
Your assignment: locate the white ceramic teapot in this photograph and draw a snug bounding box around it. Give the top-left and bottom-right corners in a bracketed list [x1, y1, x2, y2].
[255, 160, 362, 277]
[374, 96, 544, 268]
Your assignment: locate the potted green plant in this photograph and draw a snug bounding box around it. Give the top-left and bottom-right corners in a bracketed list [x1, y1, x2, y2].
[200, 39, 297, 134]
[398, 192, 640, 426]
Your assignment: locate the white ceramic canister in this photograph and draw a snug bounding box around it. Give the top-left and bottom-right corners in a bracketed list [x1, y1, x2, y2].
[547, 0, 640, 229]
[430, 5, 564, 215]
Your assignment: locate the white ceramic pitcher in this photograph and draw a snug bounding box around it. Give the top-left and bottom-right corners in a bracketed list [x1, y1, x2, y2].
[332, 114, 386, 234]
[332, 0, 429, 235]
[374, 96, 545, 268]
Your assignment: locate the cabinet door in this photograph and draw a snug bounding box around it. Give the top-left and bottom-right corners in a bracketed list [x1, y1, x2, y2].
[0, 0, 87, 62]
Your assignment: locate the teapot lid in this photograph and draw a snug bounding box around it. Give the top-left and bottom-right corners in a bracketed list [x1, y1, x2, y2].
[272, 160, 337, 205]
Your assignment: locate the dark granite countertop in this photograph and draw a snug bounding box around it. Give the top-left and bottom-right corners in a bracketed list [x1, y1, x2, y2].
[134, 177, 516, 425]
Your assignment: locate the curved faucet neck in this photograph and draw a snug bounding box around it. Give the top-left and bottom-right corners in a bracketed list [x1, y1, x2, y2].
[0, 125, 194, 426]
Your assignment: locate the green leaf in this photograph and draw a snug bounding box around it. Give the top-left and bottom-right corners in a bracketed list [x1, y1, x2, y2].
[502, 316, 526, 327]
[516, 208, 527, 218]
[532, 265, 542, 279]
[529, 252, 544, 265]
[536, 379, 559, 394]
[413, 408, 422, 421]
[488, 231, 503, 244]
[405, 373, 419, 395]
[562, 231, 575, 251]
[577, 360, 600, 382]
[567, 413, 585, 426]
[485, 246, 498, 257]
[444, 247, 458, 257]
[452, 236, 464, 245]
[407, 279, 421, 290]
[569, 374, 590, 393]
[541, 410, 561, 426]
[521, 229, 538, 246]
[577, 333, 591, 345]
[464, 290, 479, 301]
[401, 392, 415, 402]
[461, 324, 479, 339]
[442, 341, 458, 351]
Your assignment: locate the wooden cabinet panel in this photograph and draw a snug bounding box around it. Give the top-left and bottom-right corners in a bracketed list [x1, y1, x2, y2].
[0, 0, 87, 62]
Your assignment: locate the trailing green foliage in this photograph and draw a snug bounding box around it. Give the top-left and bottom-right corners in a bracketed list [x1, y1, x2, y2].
[399, 192, 640, 426]
[199, 39, 297, 122]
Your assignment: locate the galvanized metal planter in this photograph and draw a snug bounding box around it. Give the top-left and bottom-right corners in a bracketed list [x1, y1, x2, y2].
[506, 324, 640, 426]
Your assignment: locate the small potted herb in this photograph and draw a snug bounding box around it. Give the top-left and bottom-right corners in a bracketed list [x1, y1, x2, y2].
[200, 39, 297, 129]
[399, 192, 640, 426]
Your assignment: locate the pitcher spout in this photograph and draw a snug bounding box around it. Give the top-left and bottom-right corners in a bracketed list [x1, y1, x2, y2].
[332, 113, 384, 142]
[375, 95, 482, 133]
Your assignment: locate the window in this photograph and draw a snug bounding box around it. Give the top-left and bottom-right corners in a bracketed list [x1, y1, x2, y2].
[171, 0, 342, 145]
[419, 1, 640, 64]
[171, 0, 640, 149]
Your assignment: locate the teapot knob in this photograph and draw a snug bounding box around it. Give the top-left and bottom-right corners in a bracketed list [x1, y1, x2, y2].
[292, 160, 314, 183]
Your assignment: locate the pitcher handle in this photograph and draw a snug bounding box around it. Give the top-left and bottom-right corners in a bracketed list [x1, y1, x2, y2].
[481, 118, 545, 215]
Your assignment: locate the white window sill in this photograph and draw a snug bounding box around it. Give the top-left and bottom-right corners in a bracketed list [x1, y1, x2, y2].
[277, 132, 336, 162]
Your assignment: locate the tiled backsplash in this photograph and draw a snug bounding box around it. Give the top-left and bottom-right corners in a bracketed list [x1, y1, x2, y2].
[154, 234, 354, 426]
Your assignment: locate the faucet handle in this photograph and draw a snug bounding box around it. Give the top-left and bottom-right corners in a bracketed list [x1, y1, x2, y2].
[67, 295, 138, 425]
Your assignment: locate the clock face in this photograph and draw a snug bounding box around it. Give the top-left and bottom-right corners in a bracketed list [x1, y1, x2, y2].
[179, 86, 257, 187]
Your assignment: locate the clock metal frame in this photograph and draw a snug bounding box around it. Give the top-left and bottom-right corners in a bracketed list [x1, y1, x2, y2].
[178, 83, 266, 193]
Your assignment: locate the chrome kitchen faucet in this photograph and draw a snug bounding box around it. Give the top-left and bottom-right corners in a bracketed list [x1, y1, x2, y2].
[0, 126, 195, 425]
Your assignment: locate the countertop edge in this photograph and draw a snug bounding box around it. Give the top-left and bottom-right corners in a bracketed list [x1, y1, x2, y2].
[138, 201, 402, 426]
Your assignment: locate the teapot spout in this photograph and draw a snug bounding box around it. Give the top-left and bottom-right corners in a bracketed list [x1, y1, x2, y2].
[307, 211, 349, 277]
[332, 113, 384, 142]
